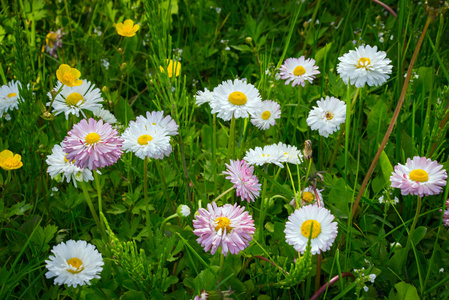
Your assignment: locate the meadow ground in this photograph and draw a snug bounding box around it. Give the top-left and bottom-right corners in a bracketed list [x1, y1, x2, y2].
[0, 0, 449, 299]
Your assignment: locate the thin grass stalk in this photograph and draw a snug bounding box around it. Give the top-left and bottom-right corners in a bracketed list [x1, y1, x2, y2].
[351, 15, 433, 219]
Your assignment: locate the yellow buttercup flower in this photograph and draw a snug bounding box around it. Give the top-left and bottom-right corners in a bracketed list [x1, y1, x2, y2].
[159, 59, 181, 78]
[115, 19, 140, 37]
[56, 64, 83, 87]
[0, 150, 23, 171]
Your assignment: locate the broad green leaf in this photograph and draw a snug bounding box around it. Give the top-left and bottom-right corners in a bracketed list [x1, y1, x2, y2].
[379, 148, 394, 183]
[389, 282, 420, 300]
[120, 290, 146, 300]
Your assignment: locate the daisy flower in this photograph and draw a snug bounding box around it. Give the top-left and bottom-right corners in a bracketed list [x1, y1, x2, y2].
[279, 56, 320, 87]
[0, 149, 23, 171]
[195, 88, 215, 106]
[115, 19, 140, 37]
[284, 204, 338, 255]
[275, 142, 303, 165]
[121, 121, 171, 160]
[222, 159, 261, 202]
[193, 202, 256, 256]
[92, 107, 117, 124]
[45, 240, 104, 288]
[306, 96, 346, 138]
[63, 118, 123, 170]
[290, 186, 323, 207]
[135, 110, 179, 136]
[337, 45, 392, 88]
[56, 64, 83, 87]
[250, 100, 281, 130]
[210, 79, 262, 121]
[390, 156, 447, 197]
[243, 145, 285, 168]
[46, 143, 93, 187]
[0, 81, 24, 118]
[47, 80, 103, 119]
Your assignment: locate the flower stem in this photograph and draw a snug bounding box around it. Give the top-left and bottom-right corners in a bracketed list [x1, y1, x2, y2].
[144, 157, 152, 233]
[351, 16, 433, 219]
[94, 172, 102, 217]
[160, 213, 178, 231]
[227, 115, 236, 160]
[404, 196, 422, 265]
[79, 180, 106, 242]
[310, 272, 356, 300]
[212, 186, 234, 203]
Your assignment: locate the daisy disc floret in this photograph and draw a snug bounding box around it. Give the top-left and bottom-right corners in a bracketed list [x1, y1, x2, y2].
[45, 240, 104, 288]
[193, 202, 256, 256]
[390, 156, 447, 197]
[63, 118, 123, 170]
[115, 19, 140, 37]
[307, 96, 346, 138]
[46, 143, 93, 187]
[0, 81, 24, 118]
[210, 79, 262, 121]
[223, 159, 261, 202]
[122, 121, 171, 160]
[0, 150, 23, 171]
[285, 205, 338, 255]
[47, 80, 103, 119]
[337, 45, 392, 88]
[56, 64, 83, 87]
[280, 56, 320, 87]
[250, 100, 281, 130]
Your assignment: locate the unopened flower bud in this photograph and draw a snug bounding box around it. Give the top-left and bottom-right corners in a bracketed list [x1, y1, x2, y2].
[245, 37, 252, 44]
[177, 205, 191, 218]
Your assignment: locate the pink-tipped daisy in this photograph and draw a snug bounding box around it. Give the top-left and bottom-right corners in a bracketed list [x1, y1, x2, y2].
[193, 202, 256, 256]
[63, 118, 123, 170]
[279, 56, 320, 87]
[222, 159, 261, 202]
[390, 156, 447, 197]
[285, 204, 338, 255]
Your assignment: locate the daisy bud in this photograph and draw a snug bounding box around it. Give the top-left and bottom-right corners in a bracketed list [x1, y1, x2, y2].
[102, 86, 109, 93]
[245, 37, 252, 44]
[177, 205, 191, 218]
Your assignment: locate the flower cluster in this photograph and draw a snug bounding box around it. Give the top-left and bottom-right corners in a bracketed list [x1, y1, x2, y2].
[244, 142, 303, 168]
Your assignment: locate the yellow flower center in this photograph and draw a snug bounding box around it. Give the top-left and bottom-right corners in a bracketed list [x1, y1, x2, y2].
[215, 217, 232, 233]
[65, 92, 85, 106]
[67, 257, 84, 274]
[228, 91, 247, 106]
[293, 66, 306, 76]
[409, 169, 429, 182]
[356, 57, 371, 70]
[85, 132, 101, 145]
[138, 134, 153, 145]
[301, 219, 321, 239]
[325, 111, 334, 120]
[7, 93, 17, 98]
[63, 73, 75, 84]
[261, 111, 271, 120]
[302, 191, 315, 203]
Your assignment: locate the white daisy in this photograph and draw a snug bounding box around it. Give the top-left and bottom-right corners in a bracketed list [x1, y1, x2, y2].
[290, 186, 324, 207]
[337, 45, 392, 88]
[210, 79, 262, 121]
[195, 88, 215, 106]
[47, 80, 103, 119]
[250, 100, 281, 130]
[45, 240, 104, 288]
[135, 110, 179, 136]
[306, 96, 346, 138]
[46, 143, 93, 188]
[284, 204, 338, 255]
[279, 56, 320, 87]
[275, 142, 303, 165]
[0, 81, 24, 118]
[244, 144, 284, 168]
[92, 107, 117, 124]
[122, 121, 171, 160]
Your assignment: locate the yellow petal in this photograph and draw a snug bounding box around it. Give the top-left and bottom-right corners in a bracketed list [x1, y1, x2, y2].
[71, 68, 81, 79]
[124, 19, 134, 27]
[0, 150, 13, 161]
[133, 24, 140, 32]
[13, 154, 22, 162]
[74, 79, 83, 86]
[116, 23, 124, 31]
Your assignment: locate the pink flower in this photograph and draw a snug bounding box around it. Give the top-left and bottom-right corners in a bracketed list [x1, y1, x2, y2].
[390, 156, 447, 197]
[193, 202, 255, 256]
[443, 199, 449, 228]
[222, 159, 261, 202]
[63, 118, 123, 170]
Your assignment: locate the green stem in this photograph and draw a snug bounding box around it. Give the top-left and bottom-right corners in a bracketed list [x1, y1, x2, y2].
[160, 213, 178, 231]
[79, 181, 106, 242]
[144, 157, 151, 233]
[258, 166, 268, 244]
[212, 186, 234, 203]
[227, 115, 236, 160]
[404, 196, 422, 265]
[94, 172, 102, 217]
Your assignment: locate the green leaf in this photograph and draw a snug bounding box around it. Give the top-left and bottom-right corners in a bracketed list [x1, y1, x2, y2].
[106, 204, 127, 215]
[120, 290, 146, 300]
[412, 226, 427, 246]
[389, 282, 420, 300]
[315, 43, 332, 63]
[379, 148, 394, 183]
[230, 45, 253, 53]
[7, 201, 32, 218]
